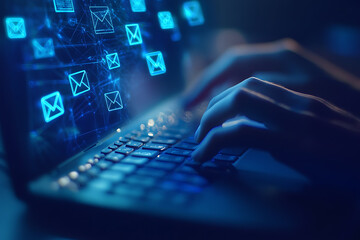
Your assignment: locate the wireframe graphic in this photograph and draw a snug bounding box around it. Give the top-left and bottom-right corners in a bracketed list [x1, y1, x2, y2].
[68, 70, 91, 96]
[32, 38, 55, 59]
[129, 0, 146, 12]
[5, 17, 26, 39]
[41, 91, 65, 123]
[106, 52, 120, 70]
[104, 91, 123, 111]
[145, 51, 166, 76]
[158, 11, 175, 29]
[183, 1, 205, 26]
[53, 0, 75, 13]
[90, 6, 114, 35]
[125, 24, 143, 46]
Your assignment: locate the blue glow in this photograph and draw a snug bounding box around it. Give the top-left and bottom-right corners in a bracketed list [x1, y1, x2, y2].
[130, 0, 146, 12]
[68, 70, 91, 96]
[89, 6, 114, 35]
[145, 51, 166, 76]
[158, 11, 175, 30]
[53, 0, 74, 13]
[106, 52, 120, 70]
[32, 38, 55, 59]
[183, 1, 205, 26]
[125, 24, 143, 46]
[5, 17, 26, 39]
[41, 91, 65, 123]
[104, 91, 123, 111]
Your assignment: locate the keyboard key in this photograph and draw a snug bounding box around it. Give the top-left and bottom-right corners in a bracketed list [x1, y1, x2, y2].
[114, 140, 123, 146]
[131, 149, 159, 159]
[182, 137, 198, 145]
[147, 161, 177, 171]
[99, 170, 125, 182]
[101, 147, 113, 155]
[105, 152, 125, 163]
[125, 175, 157, 187]
[170, 173, 208, 186]
[126, 141, 144, 149]
[146, 190, 167, 202]
[113, 184, 145, 198]
[97, 160, 112, 170]
[161, 132, 182, 140]
[160, 181, 179, 191]
[137, 168, 167, 178]
[177, 166, 198, 175]
[108, 144, 120, 150]
[174, 142, 197, 150]
[156, 155, 185, 163]
[151, 138, 177, 145]
[86, 167, 101, 178]
[118, 137, 130, 143]
[111, 164, 136, 174]
[165, 149, 192, 157]
[220, 148, 247, 156]
[122, 156, 149, 166]
[143, 143, 168, 151]
[115, 146, 134, 155]
[133, 136, 151, 143]
[88, 179, 112, 192]
[214, 154, 238, 162]
[124, 133, 136, 139]
[184, 159, 202, 168]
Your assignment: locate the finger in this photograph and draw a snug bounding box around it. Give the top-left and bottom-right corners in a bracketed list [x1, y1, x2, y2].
[192, 120, 278, 163]
[183, 40, 291, 108]
[206, 83, 241, 110]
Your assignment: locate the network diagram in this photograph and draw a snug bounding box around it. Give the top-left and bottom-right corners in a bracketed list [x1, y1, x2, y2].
[5, 0, 205, 125]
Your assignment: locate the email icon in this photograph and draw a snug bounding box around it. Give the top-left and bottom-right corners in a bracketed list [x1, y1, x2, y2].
[158, 11, 175, 30]
[183, 1, 205, 26]
[32, 38, 55, 59]
[104, 91, 123, 112]
[145, 51, 166, 76]
[90, 6, 114, 35]
[125, 24, 143, 46]
[106, 52, 120, 70]
[130, 0, 146, 12]
[53, 0, 74, 13]
[68, 70, 91, 96]
[41, 91, 65, 123]
[5, 17, 26, 39]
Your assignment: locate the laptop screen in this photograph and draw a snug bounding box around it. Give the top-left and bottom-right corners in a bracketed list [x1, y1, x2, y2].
[2, 0, 208, 180]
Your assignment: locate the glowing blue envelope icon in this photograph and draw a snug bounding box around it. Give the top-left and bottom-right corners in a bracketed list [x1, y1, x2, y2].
[5, 17, 26, 39]
[106, 52, 120, 70]
[145, 51, 166, 76]
[158, 11, 175, 29]
[125, 24, 143, 46]
[90, 6, 114, 35]
[130, 0, 146, 12]
[104, 91, 123, 112]
[32, 38, 55, 59]
[183, 1, 205, 26]
[41, 91, 65, 123]
[53, 0, 74, 13]
[68, 70, 91, 96]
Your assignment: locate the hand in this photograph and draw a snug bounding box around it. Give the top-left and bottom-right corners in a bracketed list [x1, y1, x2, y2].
[192, 77, 360, 164]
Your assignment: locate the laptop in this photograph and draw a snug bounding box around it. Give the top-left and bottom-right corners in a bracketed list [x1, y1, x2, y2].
[1, 0, 313, 238]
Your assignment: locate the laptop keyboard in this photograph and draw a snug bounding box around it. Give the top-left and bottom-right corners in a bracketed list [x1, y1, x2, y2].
[58, 112, 247, 205]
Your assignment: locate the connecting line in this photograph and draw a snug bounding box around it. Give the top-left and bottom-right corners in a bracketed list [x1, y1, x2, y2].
[22, 60, 102, 71]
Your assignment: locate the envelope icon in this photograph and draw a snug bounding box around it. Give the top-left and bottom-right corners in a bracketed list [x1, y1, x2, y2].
[158, 11, 175, 29]
[106, 52, 120, 70]
[68, 70, 91, 96]
[32, 38, 55, 59]
[125, 24, 143, 46]
[130, 0, 146, 12]
[90, 6, 114, 35]
[41, 91, 65, 123]
[145, 51, 166, 76]
[104, 91, 123, 112]
[53, 0, 74, 13]
[183, 1, 205, 26]
[5, 17, 27, 39]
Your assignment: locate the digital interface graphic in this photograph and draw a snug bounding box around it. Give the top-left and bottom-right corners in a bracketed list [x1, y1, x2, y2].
[4, 0, 205, 167]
